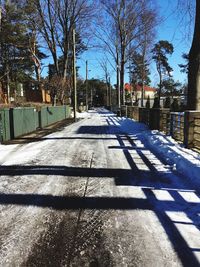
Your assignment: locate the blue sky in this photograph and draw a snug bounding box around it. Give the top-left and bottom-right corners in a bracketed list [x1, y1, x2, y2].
[77, 0, 194, 87]
[41, 1, 194, 87]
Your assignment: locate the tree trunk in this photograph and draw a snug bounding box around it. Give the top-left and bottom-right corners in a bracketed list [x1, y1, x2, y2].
[52, 52, 59, 76]
[120, 51, 125, 105]
[188, 0, 200, 110]
[6, 62, 10, 104]
[35, 66, 41, 83]
[141, 82, 144, 107]
[63, 41, 70, 79]
[158, 69, 162, 107]
[116, 51, 121, 108]
[63, 56, 68, 80]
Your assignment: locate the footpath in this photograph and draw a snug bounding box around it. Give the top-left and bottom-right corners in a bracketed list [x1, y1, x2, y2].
[1, 109, 200, 187]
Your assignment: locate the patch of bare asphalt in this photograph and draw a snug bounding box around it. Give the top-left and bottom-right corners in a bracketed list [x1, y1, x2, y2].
[21, 150, 115, 267]
[22, 208, 114, 267]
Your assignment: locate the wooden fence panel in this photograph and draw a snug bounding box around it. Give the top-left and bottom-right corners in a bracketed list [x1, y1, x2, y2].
[120, 106, 200, 151]
[170, 112, 184, 142]
[159, 109, 170, 134]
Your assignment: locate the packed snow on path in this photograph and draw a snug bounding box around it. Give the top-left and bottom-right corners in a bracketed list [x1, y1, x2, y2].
[0, 107, 200, 266]
[118, 116, 200, 187]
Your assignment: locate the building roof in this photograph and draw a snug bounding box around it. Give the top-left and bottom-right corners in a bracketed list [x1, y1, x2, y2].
[135, 85, 156, 92]
[124, 83, 131, 91]
[124, 83, 156, 92]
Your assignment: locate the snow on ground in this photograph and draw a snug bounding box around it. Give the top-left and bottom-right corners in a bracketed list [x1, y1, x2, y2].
[76, 110, 92, 119]
[146, 131, 200, 185]
[0, 144, 19, 164]
[0, 107, 200, 266]
[1, 108, 199, 186]
[116, 116, 200, 188]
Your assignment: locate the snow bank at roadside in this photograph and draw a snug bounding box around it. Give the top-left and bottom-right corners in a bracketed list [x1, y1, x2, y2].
[119, 117, 200, 186]
[0, 144, 19, 164]
[120, 118, 148, 134]
[76, 111, 90, 119]
[76, 109, 98, 119]
[145, 130, 200, 185]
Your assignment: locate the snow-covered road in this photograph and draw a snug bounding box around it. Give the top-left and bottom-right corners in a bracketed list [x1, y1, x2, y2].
[0, 108, 200, 266]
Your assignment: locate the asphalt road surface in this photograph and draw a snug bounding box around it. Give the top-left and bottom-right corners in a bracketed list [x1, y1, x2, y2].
[0, 108, 199, 267]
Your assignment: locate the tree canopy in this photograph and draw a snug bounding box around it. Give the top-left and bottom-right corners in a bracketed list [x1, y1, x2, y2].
[152, 40, 174, 105]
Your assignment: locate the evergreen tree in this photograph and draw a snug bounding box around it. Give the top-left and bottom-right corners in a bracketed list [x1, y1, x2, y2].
[145, 95, 150, 109]
[162, 78, 181, 98]
[164, 96, 171, 108]
[130, 53, 151, 86]
[152, 40, 174, 105]
[179, 53, 189, 74]
[152, 96, 160, 108]
[23, 0, 48, 86]
[0, 1, 34, 101]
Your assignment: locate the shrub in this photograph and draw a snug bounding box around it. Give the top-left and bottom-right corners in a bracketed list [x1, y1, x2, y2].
[152, 97, 160, 108]
[146, 95, 150, 109]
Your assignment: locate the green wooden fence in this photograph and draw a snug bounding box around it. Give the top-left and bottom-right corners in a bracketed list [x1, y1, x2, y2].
[0, 105, 71, 142]
[0, 109, 11, 141]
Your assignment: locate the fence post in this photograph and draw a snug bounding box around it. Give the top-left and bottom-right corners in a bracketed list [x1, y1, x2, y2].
[170, 113, 174, 137]
[0, 112, 2, 143]
[159, 109, 170, 133]
[139, 108, 142, 123]
[166, 110, 171, 135]
[149, 108, 160, 130]
[159, 109, 163, 132]
[184, 111, 194, 148]
[9, 108, 14, 140]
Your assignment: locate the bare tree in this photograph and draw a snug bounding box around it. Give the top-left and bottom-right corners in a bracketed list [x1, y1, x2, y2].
[44, 75, 71, 105]
[98, 0, 158, 106]
[35, 0, 59, 75]
[32, 0, 94, 105]
[130, 7, 157, 106]
[99, 58, 111, 106]
[35, 0, 94, 79]
[94, 18, 121, 107]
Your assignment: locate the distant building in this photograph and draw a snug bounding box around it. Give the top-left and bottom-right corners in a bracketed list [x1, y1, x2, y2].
[124, 83, 157, 106]
[132, 84, 157, 100]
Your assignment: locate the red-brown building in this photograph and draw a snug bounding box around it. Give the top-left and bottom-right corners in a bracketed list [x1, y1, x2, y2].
[125, 83, 157, 100]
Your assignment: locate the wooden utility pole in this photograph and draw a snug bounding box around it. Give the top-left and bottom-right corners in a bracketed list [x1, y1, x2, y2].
[86, 60, 88, 110]
[91, 86, 93, 107]
[109, 77, 111, 107]
[106, 82, 109, 106]
[72, 28, 77, 121]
